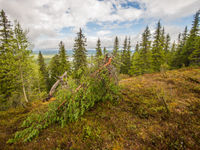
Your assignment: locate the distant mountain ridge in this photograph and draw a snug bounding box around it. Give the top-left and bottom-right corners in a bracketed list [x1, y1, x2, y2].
[32, 49, 113, 56]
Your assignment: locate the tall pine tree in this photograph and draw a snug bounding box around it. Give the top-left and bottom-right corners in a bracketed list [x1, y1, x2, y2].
[172, 27, 188, 68]
[129, 43, 142, 75]
[125, 37, 131, 74]
[113, 36, 119, 56]
[164, 34, 171, 65]
[58, 41, 70, 74]
[49, 54, 61, 86]
[182, 10, 199, 66]
[95, 38, 102, 58]
[189, 36, 200, 65]
[38, 51, 49, 92]
[13, 22, 33, 103]
[0, 10, 15, 102]
[187, 10, 200, 66]
[152, 21, 165, 71]
[139, 26, 152, 74]
[103, 47, 107, 56]
[73, 28, 87, 79]
[112, 36, 120, 71]
[120, 36, 128, 74]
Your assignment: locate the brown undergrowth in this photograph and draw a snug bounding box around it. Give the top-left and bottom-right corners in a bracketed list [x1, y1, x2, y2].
[0, 67, 200, 149]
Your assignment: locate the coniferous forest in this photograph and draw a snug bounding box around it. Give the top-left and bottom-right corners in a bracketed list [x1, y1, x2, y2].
[0, 8, 200, 149]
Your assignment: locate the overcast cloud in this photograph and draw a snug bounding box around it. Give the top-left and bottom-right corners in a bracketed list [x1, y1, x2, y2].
[0, 0, 199, 50]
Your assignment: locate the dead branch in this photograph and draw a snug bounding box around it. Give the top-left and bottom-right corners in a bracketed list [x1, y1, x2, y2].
[57, 56, 114, 111]
[43, 71, 67, 102]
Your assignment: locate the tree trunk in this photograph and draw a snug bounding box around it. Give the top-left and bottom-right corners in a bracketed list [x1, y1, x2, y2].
[20, 65, 29, 102]
[49, 71, 67, 97]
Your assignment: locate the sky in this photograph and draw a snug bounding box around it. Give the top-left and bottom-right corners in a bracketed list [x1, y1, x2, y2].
[0, 0, 199, 50]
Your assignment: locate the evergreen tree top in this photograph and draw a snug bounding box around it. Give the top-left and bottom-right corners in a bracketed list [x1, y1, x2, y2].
[0, 9, 13, 44]
[135, 42, 139, 52]
[95, 38, 102, 57]
[123, 36, 128, 51]
[113, 36, 119, 56]
[73, 28, 87, 74]
[190, 10, 199, 36]
[127, 37, 131, 51]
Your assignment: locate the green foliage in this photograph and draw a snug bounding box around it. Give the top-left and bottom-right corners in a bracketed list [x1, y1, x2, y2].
[129, 50, 142, 75]
[129, 27, 153, 75]
[49, 54, 61, 86]
[8, 64, 119, 143]
[182, 10, 200, 66]
[112, 36, 119, 56]
[138, 26, 153, 74]
[7, 107, 58, 143]
[0, 12, 39, 109]
[58, 41, 71, 74]
[38, 51, 49, 92]
[120, 37, 131, 74]
[95, 38, 103, 66]
[189, 36, 200, 65]
[112, 36, 121, 72]
[73, 28, 87, 79]
[95, 38, 102, 58]
[171, 26, 188, 68]
[172, 10, 199, 68]
[129, 11, 199, 75]
[103, 47, 107, 56]
[152, 21, 165, 72]
[0, 9, 15, 101]
[49, 41, 71, 87]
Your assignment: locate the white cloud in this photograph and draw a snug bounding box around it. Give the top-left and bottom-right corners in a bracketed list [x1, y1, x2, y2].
[0, 0, 198, 49]
[138, 0, 200, 20]
[97, 30, 111, 37]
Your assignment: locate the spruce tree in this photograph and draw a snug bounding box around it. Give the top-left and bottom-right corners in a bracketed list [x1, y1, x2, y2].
[0, 10, 15, 102]
[103, 47, 107, 56]
[73, 28, 87, 79]
[13, 22, 33, 103]
[0, 18, 37, 107]
[184, 10, 200, 66]
[152, 21, 165, 71]
[164, 34, 170, 53]
[95, 38, 102, 58]
[135, 42, 139, 52]
[125, 37, 132, 74]
[58, 41, 70, 74]
[139, 26, 152, 74]
[164, 34, 171, 64]
[131, 42, 139, 65]
[189, 36, 200, 65]
[172, 27, 188, 68]
[112, 36, 120, 71]
[172, 10, 199, 68]
[171, 41, 176, 53]
[161, 27, 166, 49]
[129, 44, 142, 75]
[175, 10, 200, 67]
[38, 51, 49, 92]
[113, 36, 119, 56]
[182, 26, 188, 43]
[120, 37, 128, 74]
[49, 54, 61, 86]
[0, 9, 12, 51]
[169, 41, 176, 67]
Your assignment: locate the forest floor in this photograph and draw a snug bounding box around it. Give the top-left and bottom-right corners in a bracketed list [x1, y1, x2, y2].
[0, 67, 200, 150]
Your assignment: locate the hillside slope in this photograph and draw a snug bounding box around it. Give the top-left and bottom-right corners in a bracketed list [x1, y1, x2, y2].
[0, 68, 200, 149]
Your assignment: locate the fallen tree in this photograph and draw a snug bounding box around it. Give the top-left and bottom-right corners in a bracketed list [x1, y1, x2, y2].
[8, 54, 120, 143]
[57, 54, 117, 111]
[43, 72, 68, 102]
